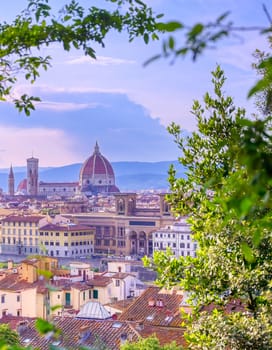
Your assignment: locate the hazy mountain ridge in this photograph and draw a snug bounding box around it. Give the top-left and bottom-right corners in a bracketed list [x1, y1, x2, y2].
[0, 161, 185, 192]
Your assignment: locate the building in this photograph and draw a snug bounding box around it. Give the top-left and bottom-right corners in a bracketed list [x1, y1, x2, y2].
[13, 142, 119, 198]
[1, 316, 139, 349]
[39, 181, 78, 198]
[0, 256, 145, 321]
[118, 286, 187, 347]
[38, 222, 95, 258]
[66, 193, 174, 256]
[0, 215, 44, 255]
[153, 218, 197, 257]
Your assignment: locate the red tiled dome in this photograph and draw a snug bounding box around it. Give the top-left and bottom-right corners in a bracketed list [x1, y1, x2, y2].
[80, 143, 114, 178]
[79, 142, 119, 195]
[17, 178, 27, 192]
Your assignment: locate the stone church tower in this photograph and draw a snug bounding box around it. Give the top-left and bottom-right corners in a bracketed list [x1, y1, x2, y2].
[27, 156, 39, 196]
[8, 165, 14, 196]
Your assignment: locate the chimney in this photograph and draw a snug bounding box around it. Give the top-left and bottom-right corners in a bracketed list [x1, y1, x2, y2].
[135, 321, 144, 331]
[156, 298, 164, 308]
[78, 325, 91, 343]
[148, 298, 155, 307]
[16, 320, 29, 335]
[120, 333, 128, 345]
[7, 260, 13, 270]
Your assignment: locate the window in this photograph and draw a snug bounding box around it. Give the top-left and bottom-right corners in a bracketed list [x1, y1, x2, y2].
[93, 290, 98, 299]
[64, 242, 69, 246]
[83, 292, 85, 301]
[89, 290, 92, 299]
[115, 280, 120, 287]
[1, 295, 5, 303]
[187, 243, 190, 248]
[64, 232, 68, 236]
[180, 243, 185, 248]
[65, 293, 71, 306]
[17, 295, 20, 302]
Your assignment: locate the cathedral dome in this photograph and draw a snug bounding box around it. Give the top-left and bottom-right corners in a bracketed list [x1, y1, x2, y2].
[17, 178, 27, 194]
[79, 142, 119, 195]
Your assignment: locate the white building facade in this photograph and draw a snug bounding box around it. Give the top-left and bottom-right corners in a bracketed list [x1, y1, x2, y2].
[152, 218, 197, 257]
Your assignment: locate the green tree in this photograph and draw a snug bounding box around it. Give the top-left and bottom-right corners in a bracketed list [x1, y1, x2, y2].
[144, 66, 272, 349]
[121, 336, 183, 350]
[0, 324, 20, 347]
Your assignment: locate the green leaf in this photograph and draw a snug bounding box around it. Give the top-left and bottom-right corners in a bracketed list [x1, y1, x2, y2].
[248, 78, 271, 98]
[189, 23, 204, 38]
[144, 33, 149, 44]
[35, 318, 54, 334]
[156, 21, 183, 32]
[241, 242, 255, 263]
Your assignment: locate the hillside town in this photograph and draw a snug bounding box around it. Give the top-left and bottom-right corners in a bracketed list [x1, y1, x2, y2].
[0, 144, 195, 348]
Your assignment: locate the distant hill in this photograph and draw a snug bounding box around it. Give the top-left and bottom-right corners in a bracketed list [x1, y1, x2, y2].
[0, 161, 185, 192]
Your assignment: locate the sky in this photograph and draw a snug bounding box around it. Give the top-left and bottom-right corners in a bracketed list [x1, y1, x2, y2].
[0, 0, 270, 167]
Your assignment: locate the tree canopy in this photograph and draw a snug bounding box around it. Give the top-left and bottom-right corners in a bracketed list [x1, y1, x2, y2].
[144, 65, 272, 349]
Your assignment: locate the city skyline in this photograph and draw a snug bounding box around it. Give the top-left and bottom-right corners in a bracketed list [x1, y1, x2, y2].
[0, 0, 269, 167]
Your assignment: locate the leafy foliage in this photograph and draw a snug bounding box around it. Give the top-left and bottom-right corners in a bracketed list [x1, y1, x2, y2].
[144, 66, 272, 349]
[121, 336, 183, 350]
[0, 324, 20, 347]
[0, 0, 161, 114]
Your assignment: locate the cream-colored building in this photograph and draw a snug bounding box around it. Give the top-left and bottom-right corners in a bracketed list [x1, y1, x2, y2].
[0, 215, 44, 255]
[66, 193, 174, 256]
[0, 257, 144, 319]
[39, 222, 95, 258]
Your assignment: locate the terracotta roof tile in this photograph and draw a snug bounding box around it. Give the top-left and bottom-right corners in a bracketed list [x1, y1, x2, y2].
[3, 317, 139, 349]
[119, 286, 184, 328]
[2, 215, 44, 223]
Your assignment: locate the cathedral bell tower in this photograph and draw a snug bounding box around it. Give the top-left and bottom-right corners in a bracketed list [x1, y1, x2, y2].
[27, 156, 39, 196]
[8, 165, 15, 196]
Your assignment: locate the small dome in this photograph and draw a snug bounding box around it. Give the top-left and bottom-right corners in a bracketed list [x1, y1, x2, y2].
[17, 179, 27, 193]
[76, 301, 111, 320]
[79, 142, 119, 195]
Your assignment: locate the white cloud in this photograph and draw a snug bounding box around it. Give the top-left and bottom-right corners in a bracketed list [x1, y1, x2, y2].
[35, 101, 103, 111]
[13, 84, 126, 96]
[0, 125, 80, 168]
[66, 55, 136, 66]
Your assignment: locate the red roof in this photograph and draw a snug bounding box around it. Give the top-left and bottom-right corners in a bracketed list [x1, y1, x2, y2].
[2, 215, 44, 223]
[17, 179, 27, 192]
[80, 143, 114, 178]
